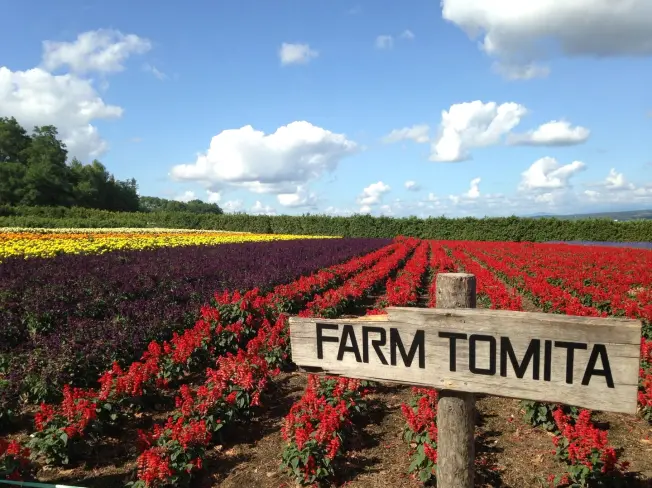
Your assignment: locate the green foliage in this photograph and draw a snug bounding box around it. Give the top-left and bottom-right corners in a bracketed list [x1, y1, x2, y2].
[0, 207, 651, 241]
[520, 401, 579, 432]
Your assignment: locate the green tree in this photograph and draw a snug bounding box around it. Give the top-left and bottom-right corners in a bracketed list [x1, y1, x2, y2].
[21, 125, 72, 206]
[0, 116, 31, 165]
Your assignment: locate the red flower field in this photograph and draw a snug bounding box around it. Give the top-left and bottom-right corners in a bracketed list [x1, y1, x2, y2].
[1, 237, 650, 487]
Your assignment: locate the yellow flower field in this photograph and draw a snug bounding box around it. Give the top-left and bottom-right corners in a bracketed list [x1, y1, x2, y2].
[0, 227, 338, 261]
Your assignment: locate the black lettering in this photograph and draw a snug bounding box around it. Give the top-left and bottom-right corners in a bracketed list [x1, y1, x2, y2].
[544, 340, 552, 381]
[500, 337, 540, 379]
[362, 326, 388, 365]
[390, 329, 425, 368]
[555, 341, 588, 384]
[581, 344, 614, 388]
[469, 334, 496, 375]
[439, 332, 467, 372]
[316, 323, 339, 359]
[337, 325, 362, 362]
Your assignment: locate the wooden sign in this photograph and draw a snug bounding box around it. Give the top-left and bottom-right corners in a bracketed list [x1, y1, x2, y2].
[289, 306, 642, 414]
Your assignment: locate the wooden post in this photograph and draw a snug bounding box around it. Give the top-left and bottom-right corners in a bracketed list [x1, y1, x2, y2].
[435, 273, 476, 488]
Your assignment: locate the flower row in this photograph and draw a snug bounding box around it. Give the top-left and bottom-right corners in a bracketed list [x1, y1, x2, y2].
[0, 229, 335, 261]
[280, 375, 369, 486]
[0, 237, 388, 425]
[130, 241, 412, 485]
[366, 239, 430, 313]
[23, 241, 400, 467]
[299, 236, 421, 318]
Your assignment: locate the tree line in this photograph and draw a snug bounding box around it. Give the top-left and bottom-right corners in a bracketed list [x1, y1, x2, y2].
[0, 209, 651, 242]
[0, 117, 223, 214]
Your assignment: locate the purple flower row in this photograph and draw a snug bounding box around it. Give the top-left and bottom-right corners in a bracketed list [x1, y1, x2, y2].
[0, 238, 389, 412]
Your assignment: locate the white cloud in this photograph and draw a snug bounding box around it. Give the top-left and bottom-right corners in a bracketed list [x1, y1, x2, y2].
[581, 169, 652, 206]
[251, 201, 277, 215]
[508, 120, 590, 146]
[357, 181, 390, 209]
[206, 190, 221, 203]
[143, 63, 167, 80]
[519, 157, 586, 191]
[324, 206, 354, 216]
[400, 30, 415, 40]
[277, 185, 318, 208]
[429, 100, 527, 162]
[603, 168, 636, 191]
[492, 62, 550, 80]
[174, 190, 223, 203]
[466, 177, 481, 198]
[587, 168, 636, 192]
[382, 124, 430, 144]
[170, 121, 358, 196]
[0, 66, 123, 161]
[405, 180, 421, 191]
[174, 190, 196, 202]
[279, 43, 319, 65]
[441, 0, 652, 77]
[375, 35, 394, 49]
[41, 29, 151, 74]
[222, 200, 244, 213]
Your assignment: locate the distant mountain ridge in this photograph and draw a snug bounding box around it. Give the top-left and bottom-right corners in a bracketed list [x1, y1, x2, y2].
[523, 209, 652, 221]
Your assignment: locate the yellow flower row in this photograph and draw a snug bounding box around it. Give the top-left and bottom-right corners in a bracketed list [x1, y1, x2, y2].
[0, 228, 338, 261]
[0, 227, 254, 234]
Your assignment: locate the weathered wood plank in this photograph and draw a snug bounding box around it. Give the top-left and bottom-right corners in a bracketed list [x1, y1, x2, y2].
[435, 272, 476, 488]
[288, 311, 642, 413]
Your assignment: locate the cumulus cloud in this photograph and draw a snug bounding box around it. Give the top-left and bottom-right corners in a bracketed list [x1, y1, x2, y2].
[279, 43, 319, 65]
[519, 157, 586, 191]
[508, 120, 590, 146]
[581, 168, 652, 207]
[170, 121, 358, 196]
[466, 177, 481, 198]
[357, 182, 390, 212]
[382, 124, 430, 144]
[251, 201, 277, 215]
[441, 0, 652, 77]
[405, 180, 421, 191]
[174, 189, 223, 203]
[41, 29, 151, 74]
[430, 101, 527, 162]
[206, 190, 221, 203]
[324, 206, 354, 216]
[0, 66, 123, 161]
[222, 200, 244, 213]
[277, 185, 318, 208]
[0, 29, 156, 161]
[586, 168, 636, 192]
[174, 190, 196, 202]
[375, 35, 394, 49]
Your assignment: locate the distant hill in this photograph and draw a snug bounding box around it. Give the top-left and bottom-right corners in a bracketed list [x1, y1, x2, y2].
[524, 209, 652, 221]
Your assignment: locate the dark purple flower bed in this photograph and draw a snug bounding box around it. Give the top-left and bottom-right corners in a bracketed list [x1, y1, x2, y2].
[0, 237, 389, 410]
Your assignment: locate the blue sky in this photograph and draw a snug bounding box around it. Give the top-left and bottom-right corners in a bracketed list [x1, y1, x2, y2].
[1, 0, 651, 217]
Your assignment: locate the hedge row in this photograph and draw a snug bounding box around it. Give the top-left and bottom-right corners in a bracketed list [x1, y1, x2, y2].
[0, 206, 651, 241]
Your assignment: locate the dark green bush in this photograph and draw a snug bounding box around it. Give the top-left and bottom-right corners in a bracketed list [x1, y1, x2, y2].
[0, 206, 651, 241]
